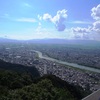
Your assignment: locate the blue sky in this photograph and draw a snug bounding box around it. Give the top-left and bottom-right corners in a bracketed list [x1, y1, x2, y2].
[0, 0, 100, 40]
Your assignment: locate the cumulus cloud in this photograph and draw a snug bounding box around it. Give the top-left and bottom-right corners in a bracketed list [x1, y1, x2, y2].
[91, 4, 100, 20]
[52, 9, 67, 31]
[72, 4, 100, 40]
[91, 4, 100, 33]
[71, 27, 91, 39]
[92, 21, 100, 32]
[43, 13, 52, 21]
[41, 9, 68, 31]
[71, 22, 100, 40]
[72, 27, 91, 33]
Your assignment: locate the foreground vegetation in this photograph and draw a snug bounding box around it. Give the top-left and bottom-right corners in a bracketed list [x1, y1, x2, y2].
[0, 59, 91, 100]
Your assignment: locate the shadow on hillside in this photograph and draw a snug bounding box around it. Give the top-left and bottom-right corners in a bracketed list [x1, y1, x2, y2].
[0, 59, 40, 78]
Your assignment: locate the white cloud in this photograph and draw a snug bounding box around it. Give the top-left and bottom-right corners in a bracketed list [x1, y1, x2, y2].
[35, 4, 100, 40]
[52, 9, 67, 31]
[91, 4, 100, 20]
[71, 4, 100, 40]
[92, 21, 100, 32]
[36, 22, 42, 34]
[16, 18, 36, 23]
[52, 9, 67, 23]
[71, 27, 92, 40]
[72, 27, 91, 33]
[70, 21, 92, 24]
[43, 13, 52, 21]
[41, 9, 68, 31]
[71, 22, 100, 40]
[38, 15, 42, 20]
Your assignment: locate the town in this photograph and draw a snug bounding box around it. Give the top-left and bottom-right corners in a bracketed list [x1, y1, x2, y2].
[0, 43, 100, 92]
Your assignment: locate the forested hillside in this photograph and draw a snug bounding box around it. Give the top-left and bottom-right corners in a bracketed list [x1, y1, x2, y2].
[0, 60, 91, 100]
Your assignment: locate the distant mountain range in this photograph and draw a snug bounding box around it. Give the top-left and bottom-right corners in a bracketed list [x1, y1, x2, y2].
[0, 38, 19, 42]
[0, 38, 100, 45]
[27, 38, 100, 45]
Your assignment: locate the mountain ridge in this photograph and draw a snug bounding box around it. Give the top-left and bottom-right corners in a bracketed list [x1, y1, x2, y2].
[0, 37, 100, 45]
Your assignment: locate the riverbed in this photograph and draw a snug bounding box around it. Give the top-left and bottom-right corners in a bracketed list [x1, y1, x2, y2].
[33, 50, 100, 73]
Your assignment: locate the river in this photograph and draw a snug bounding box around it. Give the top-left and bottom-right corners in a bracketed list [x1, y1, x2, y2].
[33, 50, 100, 73]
